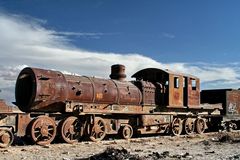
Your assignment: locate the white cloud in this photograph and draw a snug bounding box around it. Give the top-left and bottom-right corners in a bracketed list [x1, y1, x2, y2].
[56, 31, 105, 39]
[0, 12, 239, 104]
[162, 32, 175, 39]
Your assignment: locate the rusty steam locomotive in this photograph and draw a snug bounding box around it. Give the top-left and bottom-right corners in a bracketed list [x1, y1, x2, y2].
[0, 64, 239, 147]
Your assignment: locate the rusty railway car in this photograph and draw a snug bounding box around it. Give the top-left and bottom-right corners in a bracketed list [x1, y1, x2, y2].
[201, 89, 240, 130]
[0, 64, 239, 148]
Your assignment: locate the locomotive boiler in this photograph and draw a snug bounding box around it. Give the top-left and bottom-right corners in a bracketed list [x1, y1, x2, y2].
[15, 65, 142, 113]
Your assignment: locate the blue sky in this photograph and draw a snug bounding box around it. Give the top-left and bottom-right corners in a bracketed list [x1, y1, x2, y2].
[0, 0, 240, 103]
[2, 0, 240, 62]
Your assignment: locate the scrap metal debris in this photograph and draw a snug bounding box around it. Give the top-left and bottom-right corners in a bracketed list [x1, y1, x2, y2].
[89, 147, 140, 160]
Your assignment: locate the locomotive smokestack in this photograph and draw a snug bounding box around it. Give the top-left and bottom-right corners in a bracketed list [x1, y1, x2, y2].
[109, 64, 126, 81]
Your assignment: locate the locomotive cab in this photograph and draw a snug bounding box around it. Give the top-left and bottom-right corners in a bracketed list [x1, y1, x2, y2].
[132, 68, 200, 109]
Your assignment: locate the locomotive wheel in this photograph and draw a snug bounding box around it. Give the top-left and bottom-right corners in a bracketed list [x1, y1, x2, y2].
[184, 118, 195, 135]
[89, 117, 106, 142]
[59, 116, 82, 144]
[195, 118, 206, 134]
[171, 118, 183, 136]
[29, 116, 56, 145]
[0, 128, 14, 148]
[120, 124, 133, 140]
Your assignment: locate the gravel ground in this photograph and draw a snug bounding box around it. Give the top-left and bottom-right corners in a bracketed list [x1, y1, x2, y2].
[1, 132, 240, 160]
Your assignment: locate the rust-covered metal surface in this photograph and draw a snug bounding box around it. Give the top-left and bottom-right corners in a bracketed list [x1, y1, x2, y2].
[66, 103, 144, 114]
[15, 68, 68, 112]
[186, 77, 200, 108]
[168, 74, 184, 107]
[15, 66, 142, 112]
[16, 113, 31, 136]
[201, 89, 240, 117]
[140, 115, 171, 126]
[226, 90, 240, 118]
[139, 81, 156, 105]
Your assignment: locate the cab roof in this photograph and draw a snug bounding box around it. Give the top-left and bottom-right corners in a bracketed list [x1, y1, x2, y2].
[132, 68, 198, 81]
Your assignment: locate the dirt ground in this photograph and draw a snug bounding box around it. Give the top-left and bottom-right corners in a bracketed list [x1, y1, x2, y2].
[1, 132, 240, 160]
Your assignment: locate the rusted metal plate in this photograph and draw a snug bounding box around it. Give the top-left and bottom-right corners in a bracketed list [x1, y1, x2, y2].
[66, 76, 119, 104]
[168, 75, 184, 107]
[66, 75, 94, 103]
[66, 103, 144, 114]
[93, 78, 118, 104]
[187, 78, 200, 108]
[141, 81, 156, 105]
[226, 90, 240, 117]
[113, 80, 142, 105]
[141, 115, 170, 126]
[16, 113, 31, 136]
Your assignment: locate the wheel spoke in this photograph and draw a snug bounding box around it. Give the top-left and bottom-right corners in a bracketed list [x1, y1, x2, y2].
[36, 134, 41, 139]
[48, 133, 53, 137]
[34, 130, 40, 132]
[70, 134, 73, 140]
[66, 132, 71, 138]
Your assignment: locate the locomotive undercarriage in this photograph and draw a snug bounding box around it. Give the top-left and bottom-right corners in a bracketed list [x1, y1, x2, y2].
[0, 103, 225, 147]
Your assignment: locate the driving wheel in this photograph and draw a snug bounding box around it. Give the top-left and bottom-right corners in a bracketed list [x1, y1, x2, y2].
[171, 118, 183, 136]
[59, 116, 82, 144]
[89, 117, 106, 142]
[29, 116, 56, 145]
[195, 118, 206, 134]
[184, 118, 195, 135]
